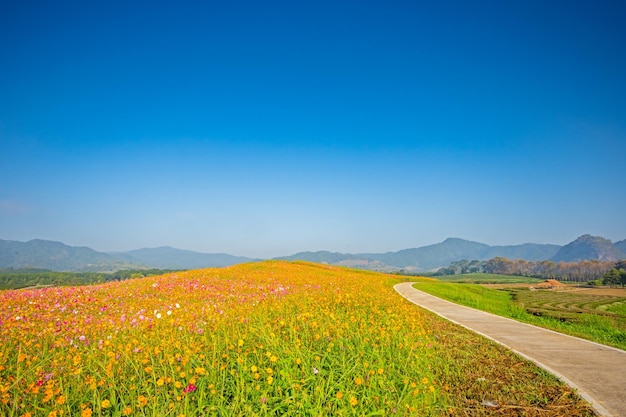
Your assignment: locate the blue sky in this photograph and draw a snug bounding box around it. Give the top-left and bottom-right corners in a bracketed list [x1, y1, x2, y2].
[1, 0, 625, 258]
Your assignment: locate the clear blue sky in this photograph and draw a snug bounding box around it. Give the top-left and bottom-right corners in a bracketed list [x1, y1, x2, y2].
[1, 0, 625, 258]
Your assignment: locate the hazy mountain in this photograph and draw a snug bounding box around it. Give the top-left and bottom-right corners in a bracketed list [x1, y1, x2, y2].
[368, 238, 490, 270]
[368, 238, 559, 270]
[3, 235, 623, 273]
[483, 243, 561, 261]
[0, 239, 139, 272]
[114, 247, 254, 269]
[274, 251, 364, 264]
[0, 239, 254, 272]
[276, 238, 561, 271]
[550, 235, 626, 262]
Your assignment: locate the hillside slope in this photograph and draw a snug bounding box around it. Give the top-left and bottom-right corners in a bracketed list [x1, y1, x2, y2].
[0, 239, 137, 272]
[550, 235, 625, 262]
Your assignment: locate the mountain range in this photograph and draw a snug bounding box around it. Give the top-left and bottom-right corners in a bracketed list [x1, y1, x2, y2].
[0, 234, 624, 273]
[284, 235, 626, 271]
[0, 239, 255, 272]
[108, 247, 255, 270]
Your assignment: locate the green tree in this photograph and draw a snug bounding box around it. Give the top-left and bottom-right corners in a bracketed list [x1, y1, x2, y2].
[602, 268, 621, 287]
[618, 268, 626, 288]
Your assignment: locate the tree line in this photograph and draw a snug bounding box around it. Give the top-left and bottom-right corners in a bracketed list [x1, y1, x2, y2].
[435, 257, 618, 282]
[0, 268, 179, 290]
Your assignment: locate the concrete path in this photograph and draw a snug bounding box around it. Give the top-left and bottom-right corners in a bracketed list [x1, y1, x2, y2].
[394, 282, 626, 417]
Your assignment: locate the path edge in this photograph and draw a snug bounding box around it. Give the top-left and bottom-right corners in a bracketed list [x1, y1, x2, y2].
[393, 282, 613, 417]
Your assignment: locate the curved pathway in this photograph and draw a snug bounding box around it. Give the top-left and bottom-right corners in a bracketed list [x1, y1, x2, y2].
[394, 282, 626, 417]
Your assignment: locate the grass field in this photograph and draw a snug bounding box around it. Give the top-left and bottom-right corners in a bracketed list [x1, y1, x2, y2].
[434, 273, 541, 284]
[0, 262, 594, 416]
[414, 280, 626, 351]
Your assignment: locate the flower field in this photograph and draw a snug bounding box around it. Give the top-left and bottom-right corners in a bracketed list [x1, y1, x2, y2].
[0, 261, 593, 416]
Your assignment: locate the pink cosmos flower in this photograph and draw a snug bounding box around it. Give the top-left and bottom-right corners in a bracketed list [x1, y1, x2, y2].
[183, 383, 197, 393]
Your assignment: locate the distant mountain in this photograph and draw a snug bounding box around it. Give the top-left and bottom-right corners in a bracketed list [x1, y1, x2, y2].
[275, 238, 561, 271]
[0, 239, 139, 272]
[0, 239, 254, 272]
[550, 235, 626, 262]
[274, 251, 395, 270]
[274, 251, 364, 264]
[113, 247, 255, 269]
[484, 243, 561, 261]
[372, 238, 560, 270]
[3, 235, 623, 274]
[369, 238, 490, 270]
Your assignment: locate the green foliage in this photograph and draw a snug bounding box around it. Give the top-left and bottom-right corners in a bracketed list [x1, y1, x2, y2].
[0, 269, 178, 290]
[436, 257, 616, 282]
[602, 268, 619, 286]
[602, 268, 626, 287]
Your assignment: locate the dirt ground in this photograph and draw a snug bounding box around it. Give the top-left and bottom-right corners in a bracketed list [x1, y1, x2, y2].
[564, 286, 626, 296]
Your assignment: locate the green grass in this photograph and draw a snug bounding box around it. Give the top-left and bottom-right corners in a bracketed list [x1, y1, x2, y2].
[605, 301, 626, 315]
[413, 282, 626, 351]
[434, 273, 541, 284]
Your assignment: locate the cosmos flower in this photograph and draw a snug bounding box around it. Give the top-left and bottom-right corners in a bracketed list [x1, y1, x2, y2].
[183, 383, 197, 393]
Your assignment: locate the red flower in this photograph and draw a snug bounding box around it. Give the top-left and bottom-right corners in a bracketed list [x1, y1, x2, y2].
[183, 383, 197, 393]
